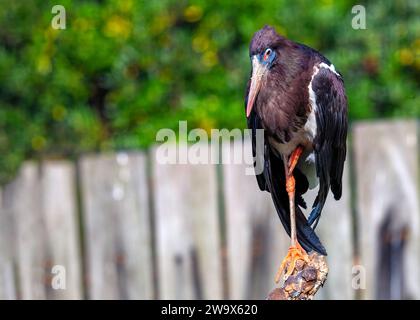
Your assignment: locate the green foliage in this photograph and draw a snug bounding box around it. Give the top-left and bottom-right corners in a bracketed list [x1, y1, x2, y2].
[0, 0, 419, 183]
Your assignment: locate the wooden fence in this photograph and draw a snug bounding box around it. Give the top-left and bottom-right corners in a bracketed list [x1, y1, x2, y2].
[0, 120, 418, 300]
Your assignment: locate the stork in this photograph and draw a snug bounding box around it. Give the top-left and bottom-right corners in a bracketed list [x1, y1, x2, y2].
[245, 26, 348, 282]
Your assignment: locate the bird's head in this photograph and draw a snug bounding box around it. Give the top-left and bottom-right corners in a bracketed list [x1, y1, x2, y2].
[246, 25, 284, 117]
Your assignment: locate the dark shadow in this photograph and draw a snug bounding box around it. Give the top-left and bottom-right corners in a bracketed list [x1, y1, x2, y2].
[376, 206, 408, 299]
[249, 217, 271, 299]
[190, 248, 203, 300]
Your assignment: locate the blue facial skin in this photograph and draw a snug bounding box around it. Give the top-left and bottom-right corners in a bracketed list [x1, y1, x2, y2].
[258, 48, 276, 68]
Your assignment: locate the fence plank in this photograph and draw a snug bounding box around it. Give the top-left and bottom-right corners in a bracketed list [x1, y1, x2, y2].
[41, 161, 82, 299]
[152, 144, 222, 299]
[303, 162, 354, 300]
[0, 187, 17, 299]
[354, 120, 419, 299]
[223, 140, 289, 299]
[0, 120, 416, 301]
[80, 152, 153, 299]
[2, 162, 47, 299]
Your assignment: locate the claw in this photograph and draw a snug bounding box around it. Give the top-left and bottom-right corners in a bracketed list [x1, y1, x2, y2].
[275, 243, 310, 283]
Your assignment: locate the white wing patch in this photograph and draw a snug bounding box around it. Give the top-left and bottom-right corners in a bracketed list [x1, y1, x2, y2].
[301, 62, 340, 189]
[305, 65, 320, 140]
[270, 61, 340, 188]
[305, 62, 340, 141]
[319, 62, 340, 77]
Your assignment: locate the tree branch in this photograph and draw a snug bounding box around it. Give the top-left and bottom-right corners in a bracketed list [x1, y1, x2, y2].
[267, 252, 328, 300]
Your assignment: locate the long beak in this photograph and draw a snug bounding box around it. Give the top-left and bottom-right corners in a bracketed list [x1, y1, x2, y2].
[246, 56, 266, 117]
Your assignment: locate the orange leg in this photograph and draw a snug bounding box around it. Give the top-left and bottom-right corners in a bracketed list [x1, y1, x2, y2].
[275, 242, 309, 283]
[275, 146, 309, 283]
[287, 146, 303, 176]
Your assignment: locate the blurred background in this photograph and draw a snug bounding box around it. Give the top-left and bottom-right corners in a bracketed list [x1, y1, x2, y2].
[0, 0, 418, 300]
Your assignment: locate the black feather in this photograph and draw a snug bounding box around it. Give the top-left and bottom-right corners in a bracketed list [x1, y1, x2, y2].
[265, 143, 327, 255]
[245, 26, 348, 255]
[308, 67, 348, 226]
[247, 110, 327, 255]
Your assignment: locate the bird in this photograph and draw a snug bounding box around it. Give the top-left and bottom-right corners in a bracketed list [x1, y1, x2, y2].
[245, 26, 348, 282]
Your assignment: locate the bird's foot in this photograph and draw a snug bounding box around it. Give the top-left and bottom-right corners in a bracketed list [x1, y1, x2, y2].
[275, 242, 310, 283]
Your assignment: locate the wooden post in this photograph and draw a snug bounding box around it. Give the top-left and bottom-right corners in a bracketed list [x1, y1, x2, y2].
[1, 161, 84, 299]
[80, 152, 153, 299]
[0, 187, 17, 299]
[152, 144, 223, 299]
[3, 162, 47, 299]
[267, 252, 328, 300]
[41, 161, 82, 299]
[302, 162, 354, 299]
[354, 120, 419, 299]
[222, 140, 289, 299]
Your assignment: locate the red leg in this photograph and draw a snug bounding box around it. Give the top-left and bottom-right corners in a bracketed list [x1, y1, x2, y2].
[275, 242, 309, 283]
[275, 146, 309, 283]
[287, 146, 303, 176]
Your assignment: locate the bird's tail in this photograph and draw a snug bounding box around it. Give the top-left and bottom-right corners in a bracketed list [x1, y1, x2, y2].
[265, 146, 327, 255]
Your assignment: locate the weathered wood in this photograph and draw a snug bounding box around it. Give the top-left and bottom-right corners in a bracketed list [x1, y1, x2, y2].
[3, 162, 47, 299]
[223, 140, 289, 299]
[267, 252, 328, 300]
[41, 161, 82, 299]
[354, 120, 419, 299]
[152, 144, 222, 299]
[0, 187, 17, 299]
[0, 120, 417, 300]
[80, 152, 153, 299]
[303, 162, 354, 300]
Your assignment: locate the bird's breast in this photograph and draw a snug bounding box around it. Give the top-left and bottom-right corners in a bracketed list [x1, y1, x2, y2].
[268, 130, 318, 189]
[268, 126, 314, 157]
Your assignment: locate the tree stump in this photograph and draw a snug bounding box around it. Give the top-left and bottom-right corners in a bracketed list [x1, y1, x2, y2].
[267, 252, 328, 300]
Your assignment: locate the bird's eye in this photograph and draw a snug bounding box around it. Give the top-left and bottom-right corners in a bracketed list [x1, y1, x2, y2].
[263, 48, 272, 61]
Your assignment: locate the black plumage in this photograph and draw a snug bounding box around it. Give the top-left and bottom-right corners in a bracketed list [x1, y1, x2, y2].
[308, 67, 348, 228]
[245, 26, 348, 256]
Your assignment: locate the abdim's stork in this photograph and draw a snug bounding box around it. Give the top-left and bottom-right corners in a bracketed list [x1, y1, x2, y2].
[245, 26, 348, 282]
